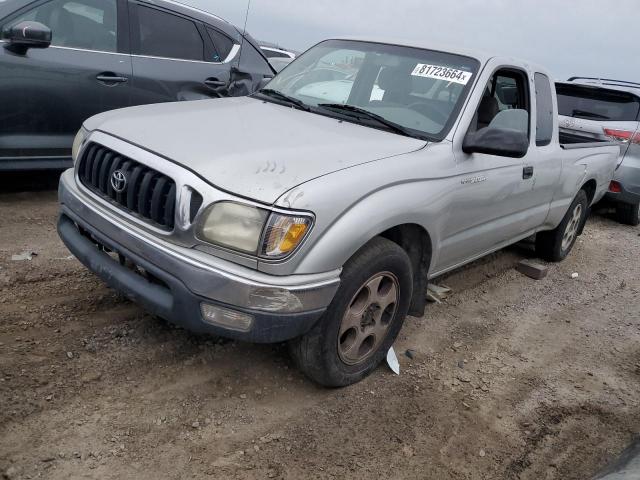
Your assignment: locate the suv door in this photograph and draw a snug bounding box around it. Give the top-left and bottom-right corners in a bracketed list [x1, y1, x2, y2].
[0, 0, 132, 169]
[128, 1, 237, 104]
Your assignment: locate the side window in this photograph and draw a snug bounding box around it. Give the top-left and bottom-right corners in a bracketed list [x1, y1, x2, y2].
[534, 73, 554, 146]
[206, 27, 234, 62]
[262, 49, 290, 59]
[2, 0, 117, 52]
[136, 6, 203, 61]
[470, 69, 530, 136]
[238, 42, 274, 77]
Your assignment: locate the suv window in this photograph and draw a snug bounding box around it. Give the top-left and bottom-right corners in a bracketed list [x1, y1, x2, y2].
[3, 0, 117, 52]
[238, 42, 274, 77]
[262, 48, 290, 59]
[469, 69, 530, 136]
[556, 84, 640, 122]
[206, 27, 234, 62]
[534, 73, 554, 146]
[136, 6, 203, 61]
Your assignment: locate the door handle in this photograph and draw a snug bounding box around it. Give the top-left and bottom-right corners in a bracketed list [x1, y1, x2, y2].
[523, 166, 534, 179]
[204, 78, 227, 88]
[96, 73, 128, 84]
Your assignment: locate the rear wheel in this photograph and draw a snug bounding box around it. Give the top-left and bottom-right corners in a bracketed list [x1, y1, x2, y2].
[535, 190, 589, 262]
[615, 202, 640, 226]
[289, 237, 413, 387]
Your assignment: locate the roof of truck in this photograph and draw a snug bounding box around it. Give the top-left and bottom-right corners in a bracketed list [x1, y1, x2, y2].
[325, 37, 550, 74]
[320, 36, 553, 81]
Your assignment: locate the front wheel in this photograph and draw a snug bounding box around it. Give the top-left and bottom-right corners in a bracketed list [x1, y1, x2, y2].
[289, 237, 413, 387]
[535, 190, 589, 262]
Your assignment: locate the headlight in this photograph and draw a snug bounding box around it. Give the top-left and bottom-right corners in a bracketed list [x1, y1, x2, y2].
[72, 127, 89, 164]
[198, 202, 268, 254]
[197, 201, 312, 258]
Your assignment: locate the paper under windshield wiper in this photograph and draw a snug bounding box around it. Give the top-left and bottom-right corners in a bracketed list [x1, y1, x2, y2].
[257, 89, 310, 111]
[317, 103, 416, 137]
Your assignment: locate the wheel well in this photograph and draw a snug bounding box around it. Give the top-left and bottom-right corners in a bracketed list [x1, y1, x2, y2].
[379, 224, 432, 317]
[577, 179, 597, 234]
[581, 179, 597, 205]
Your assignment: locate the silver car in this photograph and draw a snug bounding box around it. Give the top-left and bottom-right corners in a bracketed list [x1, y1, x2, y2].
[558, 78, 640, 225]
[58, 39, 619, 386]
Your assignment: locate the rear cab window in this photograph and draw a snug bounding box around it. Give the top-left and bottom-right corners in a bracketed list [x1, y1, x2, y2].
[534, 73, 554, 146]
[556, 84, 640, 122]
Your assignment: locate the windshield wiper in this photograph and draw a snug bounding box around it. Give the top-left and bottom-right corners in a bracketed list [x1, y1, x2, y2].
[317, 103, 417, 138]
[571, 109, 610, 120]
[257, 88, 310, 111]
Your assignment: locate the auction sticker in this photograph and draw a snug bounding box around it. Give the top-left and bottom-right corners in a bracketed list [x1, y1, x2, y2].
[411, 64, 472, 85]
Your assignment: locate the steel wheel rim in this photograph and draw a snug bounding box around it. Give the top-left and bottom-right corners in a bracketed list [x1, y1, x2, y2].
[561, 203, 583, 252]
[337, 272, 400, 366]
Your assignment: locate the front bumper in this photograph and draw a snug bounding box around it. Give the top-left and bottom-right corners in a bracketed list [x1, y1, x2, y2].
[58, 171, 340, 343]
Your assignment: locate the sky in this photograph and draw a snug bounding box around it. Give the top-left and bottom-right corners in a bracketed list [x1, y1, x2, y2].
[180, 0, 638, 82]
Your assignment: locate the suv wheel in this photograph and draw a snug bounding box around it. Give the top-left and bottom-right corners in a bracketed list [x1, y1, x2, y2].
[535, 190, 589, 262]
[289, 237, 413, 387]
[615, 202, 640, 226]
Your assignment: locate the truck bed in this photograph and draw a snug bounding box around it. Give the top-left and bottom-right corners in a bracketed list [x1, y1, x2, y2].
[559, 130, 618, 149]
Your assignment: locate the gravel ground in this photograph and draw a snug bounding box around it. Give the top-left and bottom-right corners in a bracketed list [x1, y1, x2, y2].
[0, 172, 639, 480]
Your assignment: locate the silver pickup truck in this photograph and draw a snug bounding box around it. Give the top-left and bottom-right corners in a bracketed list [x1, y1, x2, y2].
[58, 38, 619, 386]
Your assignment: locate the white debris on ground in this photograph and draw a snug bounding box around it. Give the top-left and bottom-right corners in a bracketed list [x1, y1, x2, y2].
[386, 347, 400, 375]
[10, 251, 37, 261]
[426, 283, 453, 303]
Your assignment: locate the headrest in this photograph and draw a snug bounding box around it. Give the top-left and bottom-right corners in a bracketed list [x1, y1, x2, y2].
[377, 66, 411, 93]
[488, 109, 529, 133]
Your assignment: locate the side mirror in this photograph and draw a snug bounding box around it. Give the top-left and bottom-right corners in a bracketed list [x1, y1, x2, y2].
[462, 127, 529, 158]
[4, 21, 52, 54]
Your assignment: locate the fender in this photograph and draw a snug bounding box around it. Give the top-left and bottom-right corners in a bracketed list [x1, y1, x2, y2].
[290, 180, 442, 275]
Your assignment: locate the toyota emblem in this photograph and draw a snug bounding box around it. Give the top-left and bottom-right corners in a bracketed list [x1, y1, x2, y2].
[111, 170, 127, 193]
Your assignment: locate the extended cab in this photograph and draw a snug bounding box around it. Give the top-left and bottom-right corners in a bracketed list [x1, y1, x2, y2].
[57, 39, 620, 386]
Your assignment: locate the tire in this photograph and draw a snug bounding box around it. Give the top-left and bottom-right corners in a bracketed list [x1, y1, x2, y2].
[289, 237, 413, 387]
[615, 202, 640, 226]
[535, 190, 589, 262]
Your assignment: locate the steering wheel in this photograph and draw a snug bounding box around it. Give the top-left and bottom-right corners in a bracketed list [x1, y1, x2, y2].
[408, 102, 449, 125]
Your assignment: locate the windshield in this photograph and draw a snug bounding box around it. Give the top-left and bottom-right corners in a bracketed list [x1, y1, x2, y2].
[262, 39, 480, 140]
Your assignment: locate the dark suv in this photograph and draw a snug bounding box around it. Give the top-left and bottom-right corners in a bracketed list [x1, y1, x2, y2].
[0, 0, 275, 171]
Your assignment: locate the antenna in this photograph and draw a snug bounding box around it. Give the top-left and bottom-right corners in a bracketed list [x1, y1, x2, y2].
[236, 0, 252, 68]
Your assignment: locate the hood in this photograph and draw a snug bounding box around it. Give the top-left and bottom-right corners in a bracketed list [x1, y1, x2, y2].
[85, 97, 426, 204]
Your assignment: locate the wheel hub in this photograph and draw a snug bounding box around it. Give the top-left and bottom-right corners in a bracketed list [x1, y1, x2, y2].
[561, 203, 583, 252]
[361, 304, 380, 330]
[337, 272, 399, 365]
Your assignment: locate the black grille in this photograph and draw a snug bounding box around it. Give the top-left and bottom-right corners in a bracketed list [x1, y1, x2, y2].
[78, 143, 176, 230]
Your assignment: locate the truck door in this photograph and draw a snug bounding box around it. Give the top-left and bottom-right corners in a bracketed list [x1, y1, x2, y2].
[519, 73, 563, 229]
[435, 68, 533, 271]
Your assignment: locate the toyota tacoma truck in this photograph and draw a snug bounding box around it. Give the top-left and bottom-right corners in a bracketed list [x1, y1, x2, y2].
[58, 38, 620, 386]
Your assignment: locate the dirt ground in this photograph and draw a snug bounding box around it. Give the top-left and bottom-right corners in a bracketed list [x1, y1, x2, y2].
[1, 172, 639, 480]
